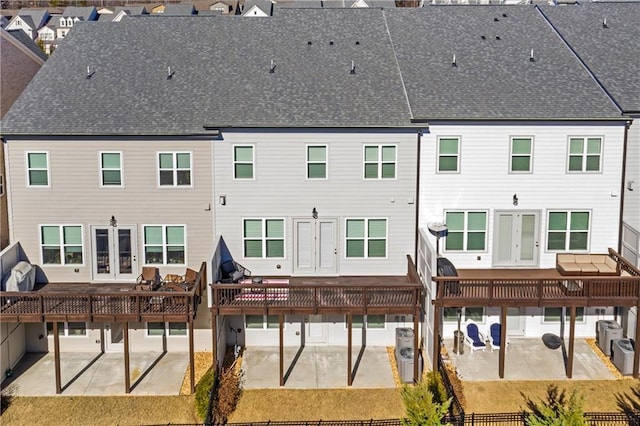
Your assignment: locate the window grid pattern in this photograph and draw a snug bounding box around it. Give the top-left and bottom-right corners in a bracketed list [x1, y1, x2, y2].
[510, 137, 533, 173]
[101, 152, 122, 186]
[143, 225, 186, 265]
[437, 137, 459, 173]
[46, 322, 87, 336]
[307, 145, 327, 179]
[246, 315, 280, 329]
[444, 211, 487, 251]
[568, 137, 602, 172]
[243, 219, 285, 258]
[547, 211, 590, 251]
[350, 314, 385, 329]
[27, 152, 49, 186]
[543, 307, 585, 322]
[159, 152, 191, 186]
[234, 146, 254, 179]
[345, 218, 387, 258]
[40, 225, 83, 265]
[364, 145, 396, 179]
[443, 307, 484, 322]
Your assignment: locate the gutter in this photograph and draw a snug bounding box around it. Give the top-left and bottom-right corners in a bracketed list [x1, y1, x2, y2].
[618, 120, 632, 253]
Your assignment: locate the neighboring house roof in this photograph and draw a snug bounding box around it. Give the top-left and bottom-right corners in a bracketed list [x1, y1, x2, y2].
[6, 28, 47, 61]
[209, 0, 240, 13]
[62, 6, 98, 21]
[162, 4, 197, 15]
[383, 6, 623, 121]
[243, 0, 274, 15]
[0, 16, 9, 28]
[539, 3, 640, 114]
[11, 8, 50, 30]
[273, 0, 323, 9]
[0, 11, 412, 135]
[98, 7, 149, 22]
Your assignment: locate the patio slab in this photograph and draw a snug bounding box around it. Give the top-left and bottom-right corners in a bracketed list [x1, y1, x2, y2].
[443, 338, 617, 381]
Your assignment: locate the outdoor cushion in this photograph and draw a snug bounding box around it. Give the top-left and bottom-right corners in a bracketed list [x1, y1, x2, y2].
[466, 323, 486, 348]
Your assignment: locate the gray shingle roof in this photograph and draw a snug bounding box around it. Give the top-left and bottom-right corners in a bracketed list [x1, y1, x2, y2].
[243, 0, 274, 14]
[384, 6, 623, 120]
[16, 8, 49, 29]
[0, 10, 412, 135]
[540, 3, 640, 113]
[62, 6, 97, 21]
[6, 28, 48, 61]
[162, 4, 197, 15]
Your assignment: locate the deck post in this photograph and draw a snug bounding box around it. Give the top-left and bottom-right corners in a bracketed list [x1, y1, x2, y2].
[567, 306, 576, 379]
[433, 304, 440, 372]
[279, 313, 284, 386]
[414, 308, 420, 383]
[634, 305, 640, 378]
[499, 306, 507, 379]
[53, 321, 62, 394]
[347, 313, 352, 386]
[189, 320, 195, 394]
[124, 321, 130, 393]
[211, 311, 217, 371]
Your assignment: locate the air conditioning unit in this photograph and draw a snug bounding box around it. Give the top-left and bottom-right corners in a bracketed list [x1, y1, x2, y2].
[611, 339, 634, 376]
[597, 320, 622, 356]
[398, 347, 423, 384]
[395, 328, 414, 360]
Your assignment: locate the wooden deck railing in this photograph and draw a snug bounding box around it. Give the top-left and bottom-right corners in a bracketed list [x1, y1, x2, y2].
[0, 262, 207, 323]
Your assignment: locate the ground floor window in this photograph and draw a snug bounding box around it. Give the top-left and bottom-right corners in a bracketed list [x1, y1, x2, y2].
[443, 307, 484, 323]
[543, 307, 585, 322]
[46, 322, 87, 336]
[147, 322, 187, 336]
[245, 315, 280, 329]
[349, 314, 386, 329]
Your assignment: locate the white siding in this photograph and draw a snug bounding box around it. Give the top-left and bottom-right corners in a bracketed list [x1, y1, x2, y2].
[420, 122, 626, 268]
[5, 138, 214, 282]
[623, 118, 640, 235]
[213, 130, 417, 276]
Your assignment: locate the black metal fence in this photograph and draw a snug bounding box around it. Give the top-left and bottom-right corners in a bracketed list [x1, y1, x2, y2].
[445, 412, 640, 425]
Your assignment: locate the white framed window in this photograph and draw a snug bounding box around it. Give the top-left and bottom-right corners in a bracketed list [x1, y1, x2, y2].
[444, 211, 487, 251]
[143, 225, 186, 265]
[345, 218, 387, 258]
[40, 225, 83, 265]
[46, 322, 87, 336]
[243, 219, 284, 258]
[443, 307, 484, 323]
[147, 322, 187, 336]
[543, 307, 585, 323]
[245, 315, 280, 329]
[510, 137, 533, 173]
[568, 137, 602, 172]
[307, 145, 327, 179]
[26, 151, 50, 187]
[437, 137, 460, 173]
[234, 145, 254, 179]
[348, 314, 386, 329]
[363, 145, 396, 179]
[100, 151, 122, 186]
[547, 211, 590, 251]
[158, 152, 191, 186]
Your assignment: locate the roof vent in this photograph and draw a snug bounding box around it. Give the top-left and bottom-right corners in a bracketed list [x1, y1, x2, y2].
[355, 41, 360, 45]
[350, 60, 356, 74]
[494, 17, 499, 22]
[167, 66, 175, 80]
[502, 13, 507, 17]
[452, 53, 457, 67]
[329, 40, 334, 45]
[529, 48, 535, 62]
[269, 59, 276, 73]
[86, 65, 94, 79]
[481, 35, 486, 40]
[495, 35, 501, 40]
[602, 17, 608, 28]
[307, 41, 312, 46]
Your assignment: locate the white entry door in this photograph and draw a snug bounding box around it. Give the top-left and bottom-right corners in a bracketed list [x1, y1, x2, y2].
[305, 315, 328, 344]
[293, 218, 338, 275]
[105, 323, 125, 352]
[493, 211, 540, 267]
[91, 225, 138, 281]
[506, 307, 526, 336]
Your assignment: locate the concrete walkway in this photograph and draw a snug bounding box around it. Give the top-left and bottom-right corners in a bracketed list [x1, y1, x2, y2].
[2, 352, 189, 396]
[242, 346, 396, 389]
[443, 338, 617, 381]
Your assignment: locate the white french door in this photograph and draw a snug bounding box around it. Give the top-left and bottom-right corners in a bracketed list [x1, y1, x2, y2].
[493, 211, 540, 267]
[91, 225, 138, 281]
[293, 218, 338, 275]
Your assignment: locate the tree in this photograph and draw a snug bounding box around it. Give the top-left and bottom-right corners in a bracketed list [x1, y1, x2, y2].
[401, 379, 452, 426]
[523, 385, 589, 426]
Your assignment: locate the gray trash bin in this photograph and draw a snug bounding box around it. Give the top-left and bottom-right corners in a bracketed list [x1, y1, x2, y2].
[453, 330, 465, 355]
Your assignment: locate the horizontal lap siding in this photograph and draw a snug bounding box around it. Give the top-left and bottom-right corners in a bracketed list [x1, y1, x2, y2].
[624, 119, 640, 233]
[213, 131, 418, 276]
[6, 139, 214, 282]
[419, 123, 626, 268]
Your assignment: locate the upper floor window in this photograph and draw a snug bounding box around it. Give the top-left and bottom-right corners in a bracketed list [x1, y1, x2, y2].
[40, 225, 83, 265]
[27, 152, 49, 186]
[158, 152, 191, 186]
[234, 146, 254, 179]
[510, 137, 533, 173]
[437, 137, 459, 173]
[307, 145, 327, 179]
[243, 219, 284, 258]
[568, 137, 602, 172]
[547, 211, 590, 251]
[445, 211, 487, 251]
[364, 145, 396, 179]
[346, 218, 387, 258]
[143, 225, 186, 265]
[100, 152, 122, 186]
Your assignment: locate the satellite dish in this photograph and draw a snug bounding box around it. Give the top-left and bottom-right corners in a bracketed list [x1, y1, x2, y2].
[428, 222, 449, 238]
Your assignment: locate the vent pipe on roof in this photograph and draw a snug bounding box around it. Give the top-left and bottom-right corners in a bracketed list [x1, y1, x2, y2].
[350, 60, 356, 74]
[167, 66, 175, 80]
[529, 49, 535, 62]
[86, 65, 94, 79]
[602, 17, 608, 28]
[269, 59, 276, 73]
[452, 54, 457, 67]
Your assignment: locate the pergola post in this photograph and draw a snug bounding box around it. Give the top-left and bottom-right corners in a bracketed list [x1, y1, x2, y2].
[124, 321, 130, 393]
[414, 309, 420, 383]
[634, 305, 640, 378]
[567, 306, 576, 379]
[53, 321, 62, 394]
[347, 313, 353, 386]
[432, 304, 441, 372]
[189, 321, 195, 394]
[279, 313, 284, 386]
[499, 306, 507, 379]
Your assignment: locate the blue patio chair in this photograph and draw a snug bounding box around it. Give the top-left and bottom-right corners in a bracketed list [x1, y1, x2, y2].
[489, 323, 509, 351]
[464, 320, 486, 351]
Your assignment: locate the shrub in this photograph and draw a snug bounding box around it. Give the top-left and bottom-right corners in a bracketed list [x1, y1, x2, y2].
[195, 366, 215, 421]
[523, 385, 588, 426]
[426, 371, 448, 405]
[401, 379, 452, 426]
[213, 361, 244, 424]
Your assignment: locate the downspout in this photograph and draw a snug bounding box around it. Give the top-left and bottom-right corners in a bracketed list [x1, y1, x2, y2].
[414, 130, 422, 264]
[618, 120, 631, 253]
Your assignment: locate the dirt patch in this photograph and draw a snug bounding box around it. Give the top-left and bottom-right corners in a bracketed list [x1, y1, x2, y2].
[180, 351, 214, 395]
